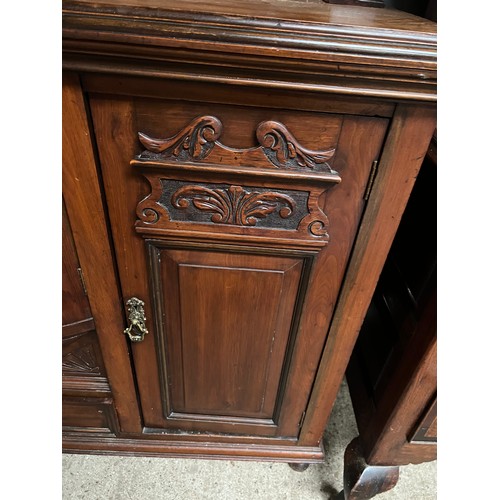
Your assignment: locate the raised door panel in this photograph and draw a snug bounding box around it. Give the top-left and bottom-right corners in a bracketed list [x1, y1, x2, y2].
[89, 88, 389, 438]
[146, 242, 312, 435]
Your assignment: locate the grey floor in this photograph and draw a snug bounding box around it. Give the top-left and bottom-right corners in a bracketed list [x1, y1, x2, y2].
[63, 381, 436, 499]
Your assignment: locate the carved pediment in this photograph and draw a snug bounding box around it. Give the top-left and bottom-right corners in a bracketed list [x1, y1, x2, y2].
[137, 116, 336, 174]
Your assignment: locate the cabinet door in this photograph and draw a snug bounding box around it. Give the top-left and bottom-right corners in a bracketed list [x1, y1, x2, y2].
[90, 94, 388, 438]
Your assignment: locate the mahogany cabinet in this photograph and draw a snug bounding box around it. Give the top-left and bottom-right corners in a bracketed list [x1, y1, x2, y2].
[62, 0, 436, 464]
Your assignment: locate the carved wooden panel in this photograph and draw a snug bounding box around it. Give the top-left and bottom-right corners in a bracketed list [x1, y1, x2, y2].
[63, 330, 110, 394]
[146, 239, 314, 436]
[89, 93, 390, 440]
[160, 180, 308, 229]
[137, 116, 336, 173]
[132, 116, 340, 248]
[63, 341, 101, 375]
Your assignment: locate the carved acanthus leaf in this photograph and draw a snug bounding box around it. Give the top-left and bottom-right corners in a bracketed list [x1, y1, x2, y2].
[171, 185, 296, 226]
[138, 116, 222, 161]
[137, 116, 337, 172]
[256, 121, 336, 171]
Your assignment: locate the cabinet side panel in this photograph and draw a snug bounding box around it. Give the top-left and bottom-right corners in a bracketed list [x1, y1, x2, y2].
[300, 104, 436, 446]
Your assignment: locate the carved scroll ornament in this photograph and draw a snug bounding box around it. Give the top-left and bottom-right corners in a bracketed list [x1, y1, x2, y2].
[136, 178, 329, 240]
[133, 116, 341, 246]
[171, 185, 296, 227]
[138, 116, 222, 161]
[255, 121, 335, 170]
[137, 116, 337, 173]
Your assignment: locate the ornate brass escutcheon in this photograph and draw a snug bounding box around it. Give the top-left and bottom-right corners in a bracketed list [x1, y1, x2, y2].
[123, 297, 148, 342]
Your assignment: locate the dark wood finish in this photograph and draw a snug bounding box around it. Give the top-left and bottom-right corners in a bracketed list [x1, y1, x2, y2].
[63, 397, 120, 434]
[63, 73, 142, 432]
[81, 74, 397, 118]
[322, 0, 384, 7]
[147, 243, 311, 435]
[62, 199, 93, 327]
[62, 0, 436, 101]
[63, 196, 111, 397]
[62, 432, 324, 462]
[336, 438, 399, 500]
[299, 104, 436, 447]
[345, 140, 437, 466]
[63, 331, 111, 394]
[62, 0, 436, 461]
[89, 87, 388, 448]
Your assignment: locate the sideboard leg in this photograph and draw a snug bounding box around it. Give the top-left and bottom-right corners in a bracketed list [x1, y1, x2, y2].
[337, 437, 399, 499]
[288, 463, 310, 472]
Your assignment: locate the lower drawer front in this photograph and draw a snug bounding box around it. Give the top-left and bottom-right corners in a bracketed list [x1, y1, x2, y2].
[63, 397, 119, 434]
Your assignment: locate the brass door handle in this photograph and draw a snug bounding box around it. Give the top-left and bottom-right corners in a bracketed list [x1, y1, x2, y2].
[124, 297, 148, 342]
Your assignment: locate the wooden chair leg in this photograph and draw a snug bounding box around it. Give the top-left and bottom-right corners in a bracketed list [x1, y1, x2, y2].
[337, 438, 399, 499]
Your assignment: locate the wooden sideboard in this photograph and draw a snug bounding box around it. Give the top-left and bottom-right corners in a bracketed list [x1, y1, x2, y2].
[62, 0, 436, 465]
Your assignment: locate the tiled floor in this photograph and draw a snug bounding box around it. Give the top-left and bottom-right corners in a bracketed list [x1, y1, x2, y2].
[62, 381, 436, 499]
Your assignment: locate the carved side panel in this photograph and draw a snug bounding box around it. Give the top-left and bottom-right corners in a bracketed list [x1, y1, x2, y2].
[62, 331, 110, 393]
[63, 342, 101, 374]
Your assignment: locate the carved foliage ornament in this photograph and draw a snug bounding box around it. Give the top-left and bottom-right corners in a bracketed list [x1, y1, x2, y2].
[137, 179, 329, 238]
[255, 121, 335, 170]
[134, 116, 340, 243]
[138, 116, 222, 162]
[138, 116, 336, 172]
[171, 185, 296, 227]
[62, 343, 101, 374]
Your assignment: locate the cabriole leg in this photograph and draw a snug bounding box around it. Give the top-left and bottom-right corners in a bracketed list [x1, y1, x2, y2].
[335, 438, 399, 499]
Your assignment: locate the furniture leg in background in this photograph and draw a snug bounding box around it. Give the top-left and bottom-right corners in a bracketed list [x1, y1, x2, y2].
[336, 135, 437, 499]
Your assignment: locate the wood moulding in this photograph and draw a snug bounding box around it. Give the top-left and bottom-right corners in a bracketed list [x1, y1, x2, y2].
[62, 0, 436, 101]
[62, 432, 325, 462]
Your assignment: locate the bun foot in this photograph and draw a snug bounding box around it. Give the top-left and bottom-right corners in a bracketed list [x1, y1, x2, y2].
[288, 462, 310, 472]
